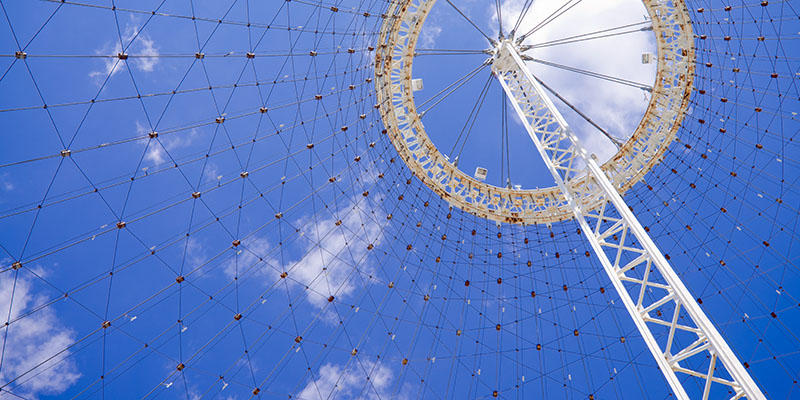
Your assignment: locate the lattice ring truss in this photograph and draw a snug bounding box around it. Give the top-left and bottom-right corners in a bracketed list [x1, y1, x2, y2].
[375, 0, 695, 225]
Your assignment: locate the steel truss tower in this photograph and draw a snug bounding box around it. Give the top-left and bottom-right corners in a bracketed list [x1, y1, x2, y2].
[491, 40, 765, 400]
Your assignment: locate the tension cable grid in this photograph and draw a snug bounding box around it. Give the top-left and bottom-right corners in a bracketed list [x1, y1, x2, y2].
[0, 1, 797, 399]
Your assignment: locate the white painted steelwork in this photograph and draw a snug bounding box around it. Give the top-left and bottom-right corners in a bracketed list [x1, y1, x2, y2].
[492, 39, 765, 400]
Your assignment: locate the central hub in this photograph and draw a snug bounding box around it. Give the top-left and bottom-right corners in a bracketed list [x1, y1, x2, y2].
[488, 39, 522, 64]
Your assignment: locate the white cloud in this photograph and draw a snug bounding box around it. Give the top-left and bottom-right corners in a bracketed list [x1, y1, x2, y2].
[223, 235, 278, 281]
[290, 199, 385, 309]
[419, 24, 442, 48]
[0, 173, 13, 192]
[184, 237, 209, 272]
[223, 193, 386, 315]
[297, 361, 393, 400]
[0, 271, 80, 398]
[138, 121, 198, 166]
[89, 16, 160, 81]
[88, 42, 125, 81]
[491, 0, 657, 163]
[134, 35, 159, 72]
[202, 162, 222, 185]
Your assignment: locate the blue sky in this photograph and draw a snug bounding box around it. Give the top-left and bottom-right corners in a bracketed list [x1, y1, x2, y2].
[0, 0, 798, 399]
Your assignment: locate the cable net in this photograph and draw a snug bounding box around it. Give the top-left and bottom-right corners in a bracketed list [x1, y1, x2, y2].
[0, 1, 797, 399]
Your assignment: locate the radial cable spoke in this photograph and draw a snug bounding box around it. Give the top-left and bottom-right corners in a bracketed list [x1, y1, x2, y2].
[510, 0, 536, 37]
[503, 91, 511, 188]
[529, 21, 652, 49]
[415, 51, 487, 56]
[417, 63, 489, 116]
[528, 57, 652, 91]
[415, 49, 486, 53]
[500, 87, 506, 186]
[495, 0, 504, 39]
[534, 76, 624, 148]
[517, 0, 584, 42]
[443, 0, 495, 44]
[449, 74, 494, 161]
[454, 76, 494, 163]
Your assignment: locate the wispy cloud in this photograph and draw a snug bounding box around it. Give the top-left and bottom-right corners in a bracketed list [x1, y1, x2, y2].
[184, 237, 210, 272]
[134, 34, 159, 73]
[138, 121, 198, 166]
[223, 235, 278, 280]
[89, 16, 160, 82]
[0, 270, 80, 398]
[297, 361, 394, 400]
[202, 162, 222, 185]
[291, 197, 385, 309]
[223, 190, 386, 315]
[419, 24, 442, 48]
[0, 173, 13, 192]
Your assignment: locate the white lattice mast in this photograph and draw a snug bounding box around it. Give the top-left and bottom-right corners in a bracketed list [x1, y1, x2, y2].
[490, 40, 765, 400]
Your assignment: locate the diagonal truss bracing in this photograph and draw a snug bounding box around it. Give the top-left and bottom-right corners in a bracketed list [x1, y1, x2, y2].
[491, 41, 765, 400]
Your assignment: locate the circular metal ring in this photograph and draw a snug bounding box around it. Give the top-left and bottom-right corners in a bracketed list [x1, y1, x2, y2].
[375, 0, 694, 224]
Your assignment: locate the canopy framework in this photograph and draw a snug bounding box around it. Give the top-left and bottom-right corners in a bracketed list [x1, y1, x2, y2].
[491, 39, 765, 400]
[376, 0, 695, 225]
[0, 0, 797, 398]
